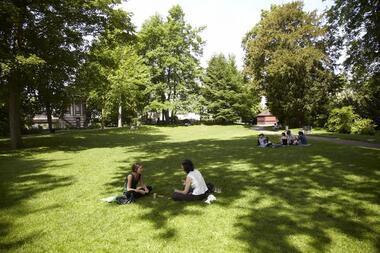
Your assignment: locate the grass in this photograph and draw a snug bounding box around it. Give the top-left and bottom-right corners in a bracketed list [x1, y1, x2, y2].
[285, 128, 380, 144]
[309, 128, 380, 144]
[0, 125, 379, 253]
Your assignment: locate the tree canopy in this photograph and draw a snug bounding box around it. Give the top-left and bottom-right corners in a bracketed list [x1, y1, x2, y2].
[202, 54, 259, 123]
[137, 5, 204, 122]
[0, 0, 129, 148]
[243, 1, 338, 126]
[326, 0, 380, 126]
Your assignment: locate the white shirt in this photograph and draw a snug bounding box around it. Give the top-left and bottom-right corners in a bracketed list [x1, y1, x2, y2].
[187, 169, 208, 195]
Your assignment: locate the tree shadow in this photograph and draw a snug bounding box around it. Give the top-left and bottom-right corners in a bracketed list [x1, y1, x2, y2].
[0, 127, 167, 153]
[1, 126, 379, 251]
[0, 153, 73, 252]
[104, 135, 380, 251]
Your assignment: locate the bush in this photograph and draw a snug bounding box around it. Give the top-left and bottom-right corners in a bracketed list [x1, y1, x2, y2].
[351, 118, 376, 135]
[326, 106, 357, 133]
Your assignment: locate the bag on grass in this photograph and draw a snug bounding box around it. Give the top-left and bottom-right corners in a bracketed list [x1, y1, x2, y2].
[206, 182, 215, 194]
[116, 193, 135, 205]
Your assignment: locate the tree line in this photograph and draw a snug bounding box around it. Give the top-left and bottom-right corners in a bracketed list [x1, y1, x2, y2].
[1, 1, 379, 148]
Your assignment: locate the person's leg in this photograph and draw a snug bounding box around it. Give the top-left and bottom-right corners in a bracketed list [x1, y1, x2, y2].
[172, 192, 207, 201]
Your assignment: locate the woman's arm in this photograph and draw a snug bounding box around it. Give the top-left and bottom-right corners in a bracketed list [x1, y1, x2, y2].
[174, 176, 191, 194]
[140, 175, 149, 193]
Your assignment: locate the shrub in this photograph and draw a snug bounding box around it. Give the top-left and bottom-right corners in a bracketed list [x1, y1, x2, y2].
[326, 106, 357, 133]
[351, 118, 376, 135]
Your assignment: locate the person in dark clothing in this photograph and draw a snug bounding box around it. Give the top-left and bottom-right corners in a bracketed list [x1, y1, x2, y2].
[297, 131, 308, 145]
[123, 163, 152, 201]
[280, 132, 288, 145]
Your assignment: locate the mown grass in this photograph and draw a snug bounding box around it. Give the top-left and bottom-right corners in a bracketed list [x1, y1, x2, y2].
[0, 125, 379, 253]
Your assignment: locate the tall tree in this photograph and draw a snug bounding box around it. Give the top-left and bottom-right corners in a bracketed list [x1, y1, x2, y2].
[243, 2, 338, 127]
[76, 9, 137, 129]
[108, 46, 151, 127]
[202, 54, 259, 123]
[138, 5, 204, 122]
[327, 0, 380, 126]
[0, 0, 126, 148]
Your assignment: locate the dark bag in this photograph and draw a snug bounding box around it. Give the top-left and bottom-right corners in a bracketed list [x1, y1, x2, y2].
[206, 182, 215, 194]
[116, 193, 135, 205]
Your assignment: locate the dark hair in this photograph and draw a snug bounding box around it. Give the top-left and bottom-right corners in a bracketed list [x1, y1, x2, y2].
[282, 132, 286, 136]
[286, 130, 291, 135]
[298, 131, 304, 135]
[131, 163, 143, 172]
[181, 159, 194, 174]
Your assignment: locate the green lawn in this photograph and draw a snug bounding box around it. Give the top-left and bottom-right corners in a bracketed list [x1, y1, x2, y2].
[0, 125, 379, 253]
[285, 128, 380, 144]
[310, 129, 380, 144]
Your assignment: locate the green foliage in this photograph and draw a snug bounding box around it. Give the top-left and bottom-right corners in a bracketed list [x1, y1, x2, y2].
[327, 1, 380, 127]
[0, 0, 129, 146]
[351, 118, 376, 135]
[202, 54, 259, 123]
[243, 2, 338, 127]
[326, 106, 357, 133]
[137, 5, 204, 122]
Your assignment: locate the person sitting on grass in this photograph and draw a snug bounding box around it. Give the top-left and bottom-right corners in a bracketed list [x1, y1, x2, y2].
[280, 132, 288, 145]
[297, 131, 308, 145]
[257, 133, 272, 147]
[286, 130, 298, 145]
[172, 159, 211, 201]
[116, 163, 152, 204]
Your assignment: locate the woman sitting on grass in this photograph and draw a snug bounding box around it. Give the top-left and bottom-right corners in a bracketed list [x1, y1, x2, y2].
[257, 133, 272, 147]
[280, 132, 288, 145]
[286, 130, 298, 145]
[172, 159, 210, 201]
[117, 163, 152, 204]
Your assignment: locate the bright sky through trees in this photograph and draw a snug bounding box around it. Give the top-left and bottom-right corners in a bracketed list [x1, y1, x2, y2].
[120, 0, 333, 69]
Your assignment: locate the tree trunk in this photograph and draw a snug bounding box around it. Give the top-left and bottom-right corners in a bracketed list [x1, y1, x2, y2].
[118, 102, 122, 128]
[46, 102, 54, 133]
[101, 108, 105, 130]
[83, 103, 89, 128]
[8, 75, 22, 149]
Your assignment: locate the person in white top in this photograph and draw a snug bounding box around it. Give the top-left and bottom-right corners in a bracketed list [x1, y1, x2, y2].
[172, 159, 209, 201]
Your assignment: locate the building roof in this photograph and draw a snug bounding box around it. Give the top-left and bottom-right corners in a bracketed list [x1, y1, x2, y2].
[256, 110, 274, 117]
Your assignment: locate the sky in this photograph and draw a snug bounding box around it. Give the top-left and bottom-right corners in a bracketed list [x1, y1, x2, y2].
[120, 0, 333, 70]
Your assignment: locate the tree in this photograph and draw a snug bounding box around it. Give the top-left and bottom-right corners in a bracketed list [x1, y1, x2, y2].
[138, 5, 204, 123]
[243, 1, 338, 127]
[76, 9, 137, 129]
[326, 0, 380, 127]
[202, 54, 259, 123]
[0, 0, 127, 148]
[108, 46, 151, 127]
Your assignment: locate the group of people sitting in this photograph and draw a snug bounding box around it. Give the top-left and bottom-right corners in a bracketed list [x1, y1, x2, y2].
[114, 159, 214, 204]
[257, 130, 308, 148]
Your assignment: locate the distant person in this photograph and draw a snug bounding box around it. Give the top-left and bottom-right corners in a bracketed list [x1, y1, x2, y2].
[116, 163, 152, 204]
[298, 131, 308, 145]
[172, 159, 212, 201]
[280, 132, 288, 145]
[258, 133, 272, 147]
[286, 130, 298, 145]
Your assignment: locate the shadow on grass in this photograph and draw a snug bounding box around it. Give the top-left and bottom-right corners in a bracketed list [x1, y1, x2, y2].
[106, 135, 380, 251]
[0, 126, 167, 153]
[0, 153, 73, 252]
[1, 127, 379, 252]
